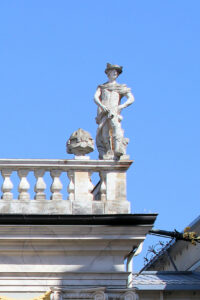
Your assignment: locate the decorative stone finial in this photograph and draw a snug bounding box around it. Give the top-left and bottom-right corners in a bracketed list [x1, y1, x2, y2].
[67, 128, 94, 157]
[94, 63, 135, 160]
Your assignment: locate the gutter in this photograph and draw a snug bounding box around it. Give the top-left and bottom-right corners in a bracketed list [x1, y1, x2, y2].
[0, 214, 157, 226]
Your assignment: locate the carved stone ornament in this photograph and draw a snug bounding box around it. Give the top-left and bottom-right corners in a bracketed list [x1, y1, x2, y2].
[50, 290, 63, 300]
[93, 291, 107, 300]
[67, 128, 94, 156]
[121, 291, 139, 300]
[94, 63, 134, 160]
[50, 287, 106, 300]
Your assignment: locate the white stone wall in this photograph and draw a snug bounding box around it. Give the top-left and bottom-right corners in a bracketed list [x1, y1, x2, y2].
[0, 223, 151, 295]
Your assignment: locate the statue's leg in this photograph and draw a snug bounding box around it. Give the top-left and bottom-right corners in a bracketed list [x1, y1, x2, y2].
[101, 121, 111, 153]
[96, 137, 104, 159]
[96, 127, 105, 159]
[111, 117, 124, 157]
[96, 121, 111, 159]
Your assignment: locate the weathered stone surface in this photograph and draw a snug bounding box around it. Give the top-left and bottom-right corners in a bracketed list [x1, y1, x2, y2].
[0, 200, 72, 214]
[105, 200, 130, 214]
[92, 201, 105, 214]
[67, 128, 94, 156]
[71, 170, 93, 214]
[0, 158, 132, 215]
[94, 63, 134, 160]
[106, 171, 127, 202]
[0, 224, 151, 274]
[72, 199, 92, 214]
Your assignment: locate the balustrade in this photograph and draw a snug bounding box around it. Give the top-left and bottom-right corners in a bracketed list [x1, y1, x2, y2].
[0, 159, 132, 214]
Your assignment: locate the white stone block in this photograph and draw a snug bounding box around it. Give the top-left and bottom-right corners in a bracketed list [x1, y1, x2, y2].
[105, 200, 130, 214]
[92, 201, 105, 214]
[106, 172, 127, 202]
[72, 200, 92, 214]
[0, 200, 72, 214]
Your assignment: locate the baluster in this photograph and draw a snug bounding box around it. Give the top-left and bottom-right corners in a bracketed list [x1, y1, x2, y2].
[67, 171, 74, 201]
[50, 170, 63, 200]
[100, 171, 106, 201]
[34, 169, 46, 200]
[1, 169, 13, 200]
[18, 169, 30, 200]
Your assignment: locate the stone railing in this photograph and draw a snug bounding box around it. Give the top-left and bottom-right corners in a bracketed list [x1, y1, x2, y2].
[0, 159, 132, 214]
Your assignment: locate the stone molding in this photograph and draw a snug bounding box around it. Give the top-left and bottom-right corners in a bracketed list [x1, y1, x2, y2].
[50, 288, 138, 300]
[0, 222, 152, 275]
[0, 159, 132, 170]
[121, 291, 138, 300]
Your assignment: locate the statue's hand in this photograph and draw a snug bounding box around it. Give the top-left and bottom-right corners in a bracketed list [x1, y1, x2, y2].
[118, 104, 125, 113]
[101, 105, 110, 113]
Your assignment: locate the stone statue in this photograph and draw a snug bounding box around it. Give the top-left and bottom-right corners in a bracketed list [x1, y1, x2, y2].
[94, 63, 134, 159]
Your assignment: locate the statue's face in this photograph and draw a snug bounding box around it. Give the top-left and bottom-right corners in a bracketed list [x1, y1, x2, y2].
[107, 69, 119, 81]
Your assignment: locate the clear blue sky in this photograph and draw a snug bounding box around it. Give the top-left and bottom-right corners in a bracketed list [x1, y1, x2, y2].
[0, 1, 200, 271]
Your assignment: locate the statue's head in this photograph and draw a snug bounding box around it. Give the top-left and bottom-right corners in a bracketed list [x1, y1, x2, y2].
[105, 63, 123, 80]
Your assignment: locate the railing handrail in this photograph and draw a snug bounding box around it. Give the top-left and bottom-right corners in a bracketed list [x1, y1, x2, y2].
[0, 159, 133, 171]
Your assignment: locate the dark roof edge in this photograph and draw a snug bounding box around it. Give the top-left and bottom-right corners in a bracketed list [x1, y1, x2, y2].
[0, 213, 157, 226]
[142, 215, 200, 271]
[134, 271, 200, 275]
